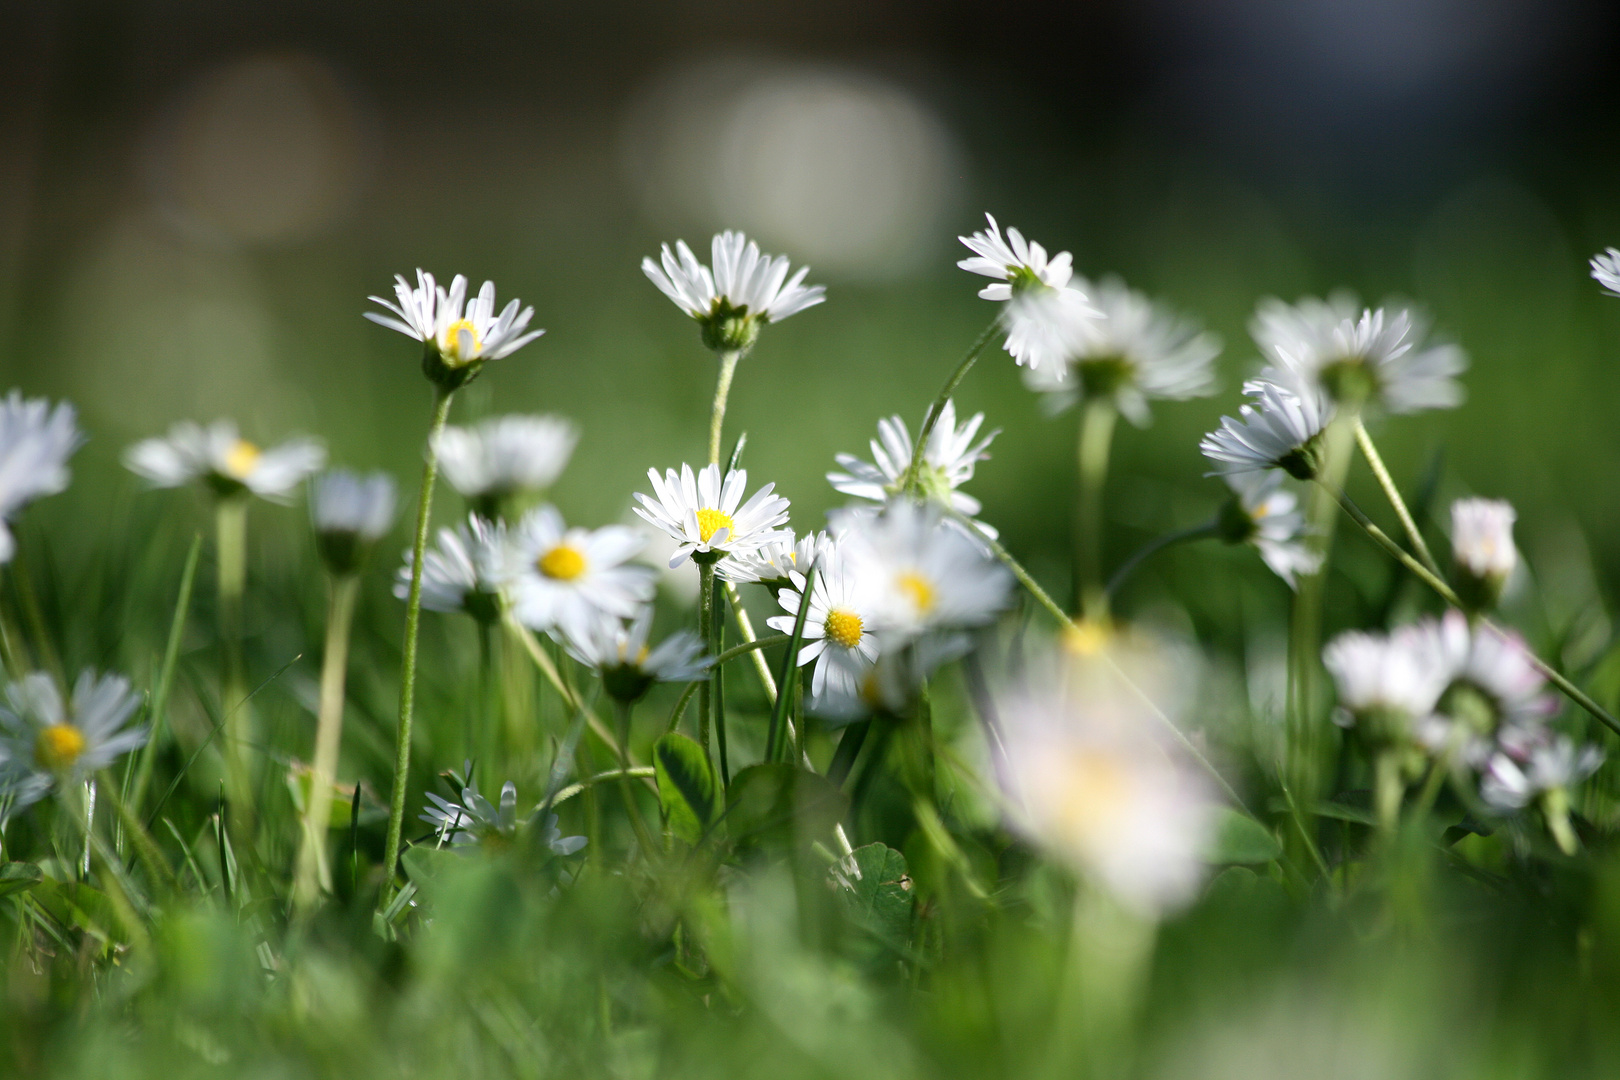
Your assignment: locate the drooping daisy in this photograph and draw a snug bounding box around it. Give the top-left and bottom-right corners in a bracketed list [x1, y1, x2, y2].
[1590, 248, 1620, 297]
[561, 608, 711, 705]
[958, 212, 1076, 299]
[506, 505, 654, 640]
[957, 213, 1100, 371]
[642, 231, 825, 353]
[421, 777, 586, 856]
[1217, 470, 1321, 588]
[717, 529, 826, 586]
[125, 420, 326, 502]
[431, 414, 578, 515]
[366, 271, 545, 389]
[1450, 497, 1516, 610]
[1022, 276, 1221, 426]
[397, 515, 511, 623]
[1251, 297, 1466, 415]
[840, 500, 1012, 640]
[767, 538, 881, 702]
[1198, 378, 1333, 480]
[827, 400, 1000, 537]
[1322, 620, 1452, 744]
[311, 469, 397, 575]
[633, 463, 791, 568]
[0, 393, 84, 563]
[0, 671, 146, 814]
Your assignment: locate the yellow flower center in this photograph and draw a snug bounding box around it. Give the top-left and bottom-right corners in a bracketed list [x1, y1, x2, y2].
[824, 608, 864, 649]
[1062, 620, 1111, 657]
[35, 724, 87, 771]
[223, 439, 262, 480]
[696, 508, 734, 544]
[896, 572, 935, 614]
[1053, 748, 1130, 838]
[442, 318, 483, 363]
[538, 544, 587, 581]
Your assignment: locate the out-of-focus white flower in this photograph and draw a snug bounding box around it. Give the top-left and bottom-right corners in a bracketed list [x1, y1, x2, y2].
[0, 672, 145, 814]
[840, 500, 1012, 640]
[808, 632, 972, 722]
[397, 515, 511, 623]
[1000, 281, 1100, 372]
[420, 776, 586, 856]
[1480, 734, 1603, 813]
[431, 415, 577, 511]
[311, 469, 398, 575]
[827, 400, 999, 537]
[633, 463, 791, 568]
[643, 231, 824, 352]
[1219, 470, 1321, 588]
[506, 505, 653, 640]
[561, 608, 711, 704]
[1590, 248, 1620, 298]
[0, 393, 83, 563]
[767, 536, 881, 702]
[1251, 296, 1465, 415]
[1450, 497, 1515, 610]
[717, 529, 825, 586]
[957, 213, 1100, 371]
[126, 420, 325, 502]
[1432, 611, 1557, 743]
[1323, 620, 1452, 743]
[366, 271, 544, 386]
[1199, 379, 1332, 480]
[1022, 276, 1221, 426]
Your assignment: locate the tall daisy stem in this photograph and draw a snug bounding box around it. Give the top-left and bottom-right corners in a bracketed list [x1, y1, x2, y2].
[1105, 520, 1220, 601]
[904, 318, 1002, 491]
[293, 572, 360, 912]
[708, 350, 744, 467]
[696, 559, 717, 759]
[1354, 418, 1440, 575]
[1077, 399, 1117, 618]
[381, 388, 454, 893]
[215, 495, 252, 818]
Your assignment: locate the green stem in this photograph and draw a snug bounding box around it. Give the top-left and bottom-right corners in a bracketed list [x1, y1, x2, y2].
[1104, 520, 1220, 601]
[130, 532, 202, 815]
[293, 573, 360, 911]
[1354, 418, 1440, 575]
[711, 575, 729, 786]
[1374, 750, 1402, 835]
[725, 584, 778, 704]
[942, 507, 1073, 628]
[697, 560, 716, 758]
[903, 318, 1001, 492]
[1076, 399, 1117, 619]
[96, 770, 175, 893]
[708, 350, 743, 467]
[381, 388, 455, 894]
[613, 699, 658, 859]
[215, 496, 251, 817]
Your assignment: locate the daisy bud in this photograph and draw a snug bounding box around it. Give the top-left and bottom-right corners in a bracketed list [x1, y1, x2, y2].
[312, 469, 398, 576]
[1450, 497, 1515, 612]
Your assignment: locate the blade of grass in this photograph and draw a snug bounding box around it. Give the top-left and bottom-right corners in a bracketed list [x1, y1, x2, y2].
[129, 532, 202, 815]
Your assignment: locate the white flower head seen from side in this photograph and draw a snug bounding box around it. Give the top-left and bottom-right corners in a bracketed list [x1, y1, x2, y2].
[958, 212, 1100, 372]
[642, 231, 825, 353]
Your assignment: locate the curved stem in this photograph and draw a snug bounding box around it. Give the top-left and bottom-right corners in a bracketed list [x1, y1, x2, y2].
[1105, 521, 1220, 601]
[294, 573, 359, 911]
[942, 506, 1074, 629]
[904, 319, 1002, 491]
[1076, 400, 1117, 618]
[1354, 418, 1440, 575]
[708, 350, 743, 467]
[725, 584, 778, 704]
[549, 766, 657, 806]
[381, 387, 454, 893]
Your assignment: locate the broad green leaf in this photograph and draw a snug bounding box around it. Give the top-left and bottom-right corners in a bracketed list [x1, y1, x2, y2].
[727, 764, 849, 852]
[830, 842, 914, 947]
[654, 732, 721, 844]
[0, 862, 41, 898]
[1203, 807, 1283, 864]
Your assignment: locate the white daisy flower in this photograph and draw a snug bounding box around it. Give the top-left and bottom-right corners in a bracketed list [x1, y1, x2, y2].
[1322, 620, 1452, 742]
[0, 671, 146, 813]
[840, 500, 1012, 640]
[311, 469, 398, 575]
[957, 212, 1075, 298]
[562, 608, 711, 704]
[632, 463, 791, 568]
[642, 231, 825, 352]
[1450, 497, 1516, 610]
[767, 538, 881, 702]
[125, 420, 326, 502]
[957, 213, 1101, 371]
[420, 777, 586, 856]
[1198, 378, 1333, 480]
[808, 632, 973, 722]
[1590, 248, 1620, 298]
[431, 414, 578, 513]
[506, 505, 654, 640]
[366, 271, 544, 387]
[1432, 611, 1556, 743]
[1023, 276, 1221, 426]
[1480, 734, 1603, 814]
[397, 515, 511, 624]
[827, 400, 1000, 537]
[992, 677, 1215, 916]
[1218, 470, 1321, 588]
[0, 393, 84, 563]
[716, 529, 825, 586]
[1252, 296, 1466, 415]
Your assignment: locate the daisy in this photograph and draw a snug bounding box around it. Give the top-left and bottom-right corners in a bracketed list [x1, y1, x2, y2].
[366, 271, 544, 389]
[1590, 248, 1620, 297]
[1022, 276, 1221, 427]
[397, 515, 511, 624]
[0, 671, 146, 814]
[827, 400, 1000, 537]
[1480, 734, 1603, 814]
[767, 537, 881, 702]
[0, 392, 83, 563]
[642, 231, 825, 352]
[1322, 620, 1452, 744]
[506, 505, 654, 640]
[311, 469, 397, 574]
[125, 420, 326, 502]
[1451, 497, 1515, 609]
[716, 529, 826, 586]
[957, 213, 1101, 371]
[1431, 611, 1557, 749]
[431, 414, 577, 514]
[1252, 297, 1466, 415]
[1198, 378, 1332, 480]
[808, 632, 973, 722]
[840, 500, 1012, 640]
[561, 608, 711, 704]
[957, 212, 1076, 299]
[633, 463, 791, 568]
[421, 776, 586, 856]
[1218, 470, 1321, 588]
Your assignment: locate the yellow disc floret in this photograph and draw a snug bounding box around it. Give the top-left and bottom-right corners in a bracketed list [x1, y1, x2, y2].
[1062, 620, 1111, 657]
[441, 318, 483, 364]
[36, 724, 87, 771]
[223, 439, 262, 480]
[538, 544, 588, 581]
[896, 572, 936, 615]
[1053, 748, 1130, 840]
[696, 508, 735, 544]
[824, 608, 864, 650]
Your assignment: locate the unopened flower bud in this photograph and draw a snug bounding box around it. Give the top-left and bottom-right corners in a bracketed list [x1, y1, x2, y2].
[1450, 497, 1515, 612]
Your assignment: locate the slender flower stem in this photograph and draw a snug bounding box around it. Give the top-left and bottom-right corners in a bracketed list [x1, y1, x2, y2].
[708, 349, 744, 466]
[1354, 418, 1440, 575]
[381, 388, 454, 893]
[1104, 520, 1220, 601]
[215, 496, 252, 818]
[130, 532, 202, 815]
[96, 769, 176, 893]
[904, 318, 1002, 491]
[613, 700, 659, 858]
[1076, 399, 1117, 618]
[697, 560, 716, 759]
[549, 766, 657, 805]
[943, 507, 1074, 629]
[725, 584, 778, 704]
[293, 573, 360, 911]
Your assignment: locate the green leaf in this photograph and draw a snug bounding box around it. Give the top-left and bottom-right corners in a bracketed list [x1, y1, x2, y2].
[830, 843, 914, 947]
[727, 764, 849, 852]
[654, 732, 721, 844]
[0, 862, 42, 898]
[1203, 807, 1283, 864]
[401, 844, 464, 890]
